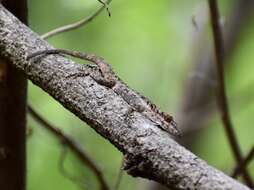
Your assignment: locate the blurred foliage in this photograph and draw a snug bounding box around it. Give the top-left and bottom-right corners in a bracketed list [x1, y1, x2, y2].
[27, 0, 253, 189]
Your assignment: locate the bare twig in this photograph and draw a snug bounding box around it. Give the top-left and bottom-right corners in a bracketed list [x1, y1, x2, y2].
[97, 0, 111, 17]
[208, 0, 253, 187]
[28, 106, 110, 190]
[41, 0, 112, 40]
[113, 158, 124, 190]
[178, 82, 254, 136]
[58, 146, 90, 189]
[232, 146, 254, 178]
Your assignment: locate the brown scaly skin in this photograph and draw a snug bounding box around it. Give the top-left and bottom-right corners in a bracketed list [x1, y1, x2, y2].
[27, 49, 181, 137]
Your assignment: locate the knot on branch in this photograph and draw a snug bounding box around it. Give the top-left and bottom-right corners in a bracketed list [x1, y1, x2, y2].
[123, 152, 153, 177]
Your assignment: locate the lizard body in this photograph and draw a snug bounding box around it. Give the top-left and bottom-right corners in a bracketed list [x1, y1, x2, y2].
[27, 49, 181, 137]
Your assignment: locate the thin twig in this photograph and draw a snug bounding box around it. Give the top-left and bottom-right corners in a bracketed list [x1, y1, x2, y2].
[97, 0, 111, 17]
[41, 0, 112, 40]
[208, 0, 253, 187]
[113, 158, 124, 190]
[28, 105, 110, 190]
[58, 146, 90, 189]
[232, 146, 254, 178]
[177, 83, 254, 136]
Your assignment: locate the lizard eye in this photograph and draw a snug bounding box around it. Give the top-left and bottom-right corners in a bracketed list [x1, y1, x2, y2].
[163, 113, 173, 122]
[150, 103, 156, 110]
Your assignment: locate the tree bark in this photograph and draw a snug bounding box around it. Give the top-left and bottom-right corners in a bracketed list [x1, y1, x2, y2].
[0, 1, 28, 190]
[0, 5, 251, 190]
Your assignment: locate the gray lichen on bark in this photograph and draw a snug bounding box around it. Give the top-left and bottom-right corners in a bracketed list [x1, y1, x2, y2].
[0, 5, 251, 190]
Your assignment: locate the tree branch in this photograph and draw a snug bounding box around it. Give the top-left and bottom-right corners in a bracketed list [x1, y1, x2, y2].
[41, 0, 112, 40]
[232, 146, 254, 178]
[208, 0, 253, 187]
[113, 158, 124, 190]
[0, 5, 251, 190]
[28, 105, 110, 190]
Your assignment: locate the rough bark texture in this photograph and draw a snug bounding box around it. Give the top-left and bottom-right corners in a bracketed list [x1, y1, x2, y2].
[0, 5, 251, 190]
[0, 1, 27, 190]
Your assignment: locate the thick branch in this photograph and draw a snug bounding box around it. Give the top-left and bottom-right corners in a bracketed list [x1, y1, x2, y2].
[0, 5, 251, 190]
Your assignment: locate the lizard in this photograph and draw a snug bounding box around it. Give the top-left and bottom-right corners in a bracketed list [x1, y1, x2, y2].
[27, 49, 181, 137]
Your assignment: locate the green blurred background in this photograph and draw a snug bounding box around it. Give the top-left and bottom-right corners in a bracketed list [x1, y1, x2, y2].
[27, 0, 254, 189]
